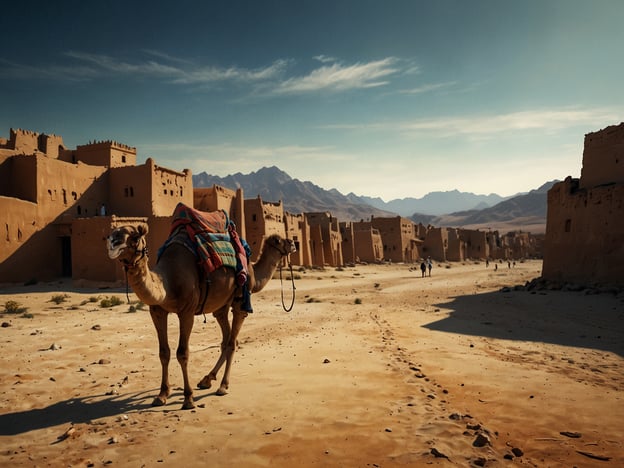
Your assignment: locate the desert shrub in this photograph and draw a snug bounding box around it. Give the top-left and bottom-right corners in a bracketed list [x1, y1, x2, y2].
[100, 295, 123, 308]
[354, 298, 362, 304]
[89, 296, 99, 303]
[3, 300, 27, 314]
[50, 294, 69, 304]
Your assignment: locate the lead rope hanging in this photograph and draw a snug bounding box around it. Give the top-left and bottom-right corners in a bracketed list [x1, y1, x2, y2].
[278, 259, 296, 312]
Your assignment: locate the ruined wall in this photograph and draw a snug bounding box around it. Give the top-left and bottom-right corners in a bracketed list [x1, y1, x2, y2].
[542, 178, 624, 285]
[580, 122, 624, 189]
[543, 123, 624, 286]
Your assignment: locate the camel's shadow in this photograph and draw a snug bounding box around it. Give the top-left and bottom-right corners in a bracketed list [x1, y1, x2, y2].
[0, 388, 218, 436]
[0, 391, 150, 436]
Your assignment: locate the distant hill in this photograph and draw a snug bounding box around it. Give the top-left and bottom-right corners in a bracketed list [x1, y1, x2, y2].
[358, 190, 509, 216]
[193, 166, 397, 221]
[192, 166, 556, 233]
[410, 181, 558, 233]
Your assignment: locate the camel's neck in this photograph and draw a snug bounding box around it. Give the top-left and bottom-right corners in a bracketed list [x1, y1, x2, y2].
[124, 256, 167, 305]
[251, 250, 284, 293]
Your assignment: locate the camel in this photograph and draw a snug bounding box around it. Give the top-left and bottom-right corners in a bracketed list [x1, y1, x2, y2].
[106, 222, 296, 410]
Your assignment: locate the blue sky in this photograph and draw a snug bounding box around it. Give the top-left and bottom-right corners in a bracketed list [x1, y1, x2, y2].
[1, 1, 622, 200]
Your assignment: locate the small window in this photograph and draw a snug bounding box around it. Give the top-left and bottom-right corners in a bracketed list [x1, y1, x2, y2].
[565, 219, 572, 232]
[122, 155, 126, 163]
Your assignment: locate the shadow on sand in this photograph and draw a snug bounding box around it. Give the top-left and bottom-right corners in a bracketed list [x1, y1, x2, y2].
[0, 387, 226, 436]
[0, 391, 154, 436]
[424, 289, 624, 357]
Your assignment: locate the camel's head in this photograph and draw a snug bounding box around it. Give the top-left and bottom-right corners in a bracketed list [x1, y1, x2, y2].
[107, 224, 149, 265]
[264, 234, 297, 257]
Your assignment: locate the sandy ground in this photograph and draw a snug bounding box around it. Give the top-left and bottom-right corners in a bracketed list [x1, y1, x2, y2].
[0, 260, 622, 467]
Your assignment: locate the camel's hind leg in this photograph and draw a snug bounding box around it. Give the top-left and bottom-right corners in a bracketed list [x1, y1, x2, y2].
[198, 305, 248, 395]
[216, 307, 248, 395]
[150, 307, 171, 406]
[198, 305, 230, 391]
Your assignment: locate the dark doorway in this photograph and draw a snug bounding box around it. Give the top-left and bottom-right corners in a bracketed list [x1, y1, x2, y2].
[61, 236, 72, 277]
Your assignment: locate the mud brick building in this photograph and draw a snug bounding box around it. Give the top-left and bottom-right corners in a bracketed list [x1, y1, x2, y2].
[542, 123, 624, 286]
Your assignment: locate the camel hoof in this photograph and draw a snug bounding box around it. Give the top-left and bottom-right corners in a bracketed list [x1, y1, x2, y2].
[216, 386, 228, 396]
[151, 396, 166, 407]
[182, 400, 195, 410]
[198, 375, 215, 390]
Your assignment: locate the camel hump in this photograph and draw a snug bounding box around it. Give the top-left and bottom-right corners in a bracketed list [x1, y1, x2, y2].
[171, 203, 229, 234]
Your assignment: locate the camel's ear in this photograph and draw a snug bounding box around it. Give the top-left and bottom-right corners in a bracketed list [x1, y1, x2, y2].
[137, 224, 149, 237]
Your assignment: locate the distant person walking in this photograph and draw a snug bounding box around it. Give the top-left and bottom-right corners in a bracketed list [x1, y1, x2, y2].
[427, 257, 432, 277]
[420, 261, 427, 278]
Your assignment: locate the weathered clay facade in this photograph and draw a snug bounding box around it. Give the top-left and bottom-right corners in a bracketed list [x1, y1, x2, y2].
[305, 212, 344, 267]
[542, 123, 624, 286]
[371, 216, 420, 263]
[0, 128, 194, 283]
[339, 221, 385, 264]
[284, 212, 312, 267]
[1, 127, 543, 284]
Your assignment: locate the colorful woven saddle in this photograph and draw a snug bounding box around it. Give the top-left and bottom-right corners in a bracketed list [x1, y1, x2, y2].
[158, 203, 250, 286]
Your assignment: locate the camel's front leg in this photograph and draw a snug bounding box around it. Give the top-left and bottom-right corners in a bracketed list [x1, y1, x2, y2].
[176, 311, 196, 410]
[216, 308, 248, 395]
[198, 306, 230, 391]
[150, 307, 171, 406]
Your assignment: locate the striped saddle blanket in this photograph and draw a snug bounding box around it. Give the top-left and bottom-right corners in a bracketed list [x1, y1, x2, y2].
[158, 203, 250, 285]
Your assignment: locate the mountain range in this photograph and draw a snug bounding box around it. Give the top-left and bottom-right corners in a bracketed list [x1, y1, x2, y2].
[193, 166, 556, 233]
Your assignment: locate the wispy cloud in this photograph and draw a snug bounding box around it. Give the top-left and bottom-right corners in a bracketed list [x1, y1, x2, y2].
[313, 54, 337, 63]
[399, 81, 457, 95]
[398, 108, 620, 137]
[274, 58, 400, 94]
[320, 107, 620, 137]
[0, 51, 403, 96]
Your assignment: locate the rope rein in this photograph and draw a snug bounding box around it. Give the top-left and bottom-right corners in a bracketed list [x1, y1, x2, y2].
[278, 259, 296, 312]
